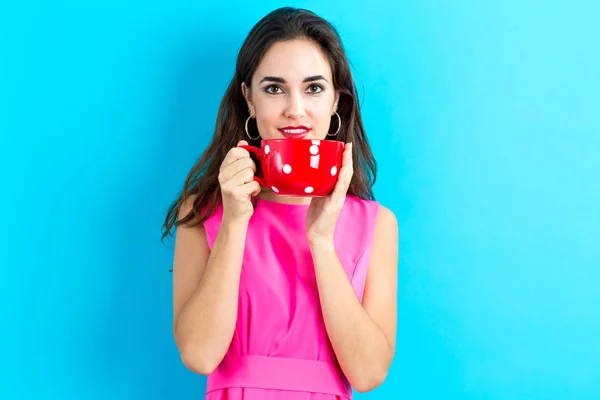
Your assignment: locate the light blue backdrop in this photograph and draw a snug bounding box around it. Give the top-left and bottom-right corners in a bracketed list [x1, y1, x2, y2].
[1, 0, 598, 399]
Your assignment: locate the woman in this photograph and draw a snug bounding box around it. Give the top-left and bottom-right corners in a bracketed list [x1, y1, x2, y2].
[162, 7, 398, 399]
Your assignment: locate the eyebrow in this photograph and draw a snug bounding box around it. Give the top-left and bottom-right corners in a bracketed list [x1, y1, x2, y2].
[259, 75, 329, 84]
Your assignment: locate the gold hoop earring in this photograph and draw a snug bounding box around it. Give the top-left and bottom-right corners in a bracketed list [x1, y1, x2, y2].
[327, 112, 341, 137]
[245, 115, 261, 141]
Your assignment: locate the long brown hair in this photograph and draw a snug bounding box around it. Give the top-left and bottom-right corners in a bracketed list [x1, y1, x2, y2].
[161, 7, 377, 242]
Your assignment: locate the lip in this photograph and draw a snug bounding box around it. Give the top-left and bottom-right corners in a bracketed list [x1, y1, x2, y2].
[278, 126, 311, 139]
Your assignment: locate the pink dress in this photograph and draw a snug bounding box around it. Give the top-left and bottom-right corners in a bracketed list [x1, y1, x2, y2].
[202, 195, 380, 399]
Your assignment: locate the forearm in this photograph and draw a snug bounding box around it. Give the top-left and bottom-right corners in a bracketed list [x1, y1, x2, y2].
[310, 242, 393, 392]
[175, 219, 247, 374]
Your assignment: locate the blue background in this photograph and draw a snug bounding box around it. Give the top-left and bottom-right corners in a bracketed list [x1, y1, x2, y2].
[1, 0, 599, 399]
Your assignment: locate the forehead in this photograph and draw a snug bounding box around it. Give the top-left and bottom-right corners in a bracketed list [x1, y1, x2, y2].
[253, 39, 333, 82]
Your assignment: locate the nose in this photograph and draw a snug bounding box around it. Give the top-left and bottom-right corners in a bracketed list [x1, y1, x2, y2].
[284, 91, 305, 120]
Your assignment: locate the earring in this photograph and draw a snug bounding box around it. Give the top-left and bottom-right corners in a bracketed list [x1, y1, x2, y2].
[327, 111, 341, 137]
[245, 115, 261, 140]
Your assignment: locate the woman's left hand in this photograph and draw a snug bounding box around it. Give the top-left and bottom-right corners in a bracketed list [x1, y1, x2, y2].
[306, 142, 353, 247]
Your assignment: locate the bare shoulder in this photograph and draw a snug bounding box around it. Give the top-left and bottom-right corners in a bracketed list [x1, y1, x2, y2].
[179, 194, 196, 214]
[375, 204, 399, 238]
[174, 193, 209, 256]
[178, 194, 200, 222]
[370, 203, 398, 267]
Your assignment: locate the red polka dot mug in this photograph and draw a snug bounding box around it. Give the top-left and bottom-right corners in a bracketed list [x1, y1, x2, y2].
[239, 139, 344, 197]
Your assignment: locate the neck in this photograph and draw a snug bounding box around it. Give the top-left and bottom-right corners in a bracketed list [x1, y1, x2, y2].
[258, 189, 313, 205]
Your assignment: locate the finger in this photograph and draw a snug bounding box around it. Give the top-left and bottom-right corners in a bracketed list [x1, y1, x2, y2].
[345, 143, 354, 178]
[330, 144, 353, 204]
[230, 167, 255, 186]
[221, 140, 250, 170]
[341, 142, 353, 169]
[331, 165, 352, 202]
[242, 180, 262, 197]
[219, 157, 257, 182]
[339, 143, 353, 185]
[232, 181, 261, 203]
[221, 146, 252, 171]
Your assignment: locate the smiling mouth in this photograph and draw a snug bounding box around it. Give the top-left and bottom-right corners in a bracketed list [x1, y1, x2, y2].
[281, 128, 308, 134]
[278, 127, 311, 138]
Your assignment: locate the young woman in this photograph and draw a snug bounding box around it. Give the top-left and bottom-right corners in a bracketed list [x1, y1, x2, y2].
[162, 7, 398, 399]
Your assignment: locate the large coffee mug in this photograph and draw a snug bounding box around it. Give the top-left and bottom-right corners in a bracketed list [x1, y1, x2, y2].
[239, 139, 344, 197]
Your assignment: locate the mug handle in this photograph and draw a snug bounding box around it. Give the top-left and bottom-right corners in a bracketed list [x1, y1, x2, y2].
[238, 145, 265, 187]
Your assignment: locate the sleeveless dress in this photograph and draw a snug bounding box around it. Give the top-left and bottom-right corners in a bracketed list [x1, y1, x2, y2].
[202, 195, 380, 399]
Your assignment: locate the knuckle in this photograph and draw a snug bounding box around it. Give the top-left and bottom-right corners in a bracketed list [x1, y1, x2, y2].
[225, 149, 239, 160]
[224, 149, 237, 160]
[221, 182, 233, 193]
[236, 169, 249, 182]
[234, 164, 247, 176]
[232, 148, 248, 158]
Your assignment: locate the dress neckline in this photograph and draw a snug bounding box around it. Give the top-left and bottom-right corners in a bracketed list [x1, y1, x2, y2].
[256, 197, 312, 208]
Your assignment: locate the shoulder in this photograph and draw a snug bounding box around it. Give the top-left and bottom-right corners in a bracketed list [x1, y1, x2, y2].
[375, 205, 398, 234]
[177, 194, 224, 244]
[179, 194, 223, 222]
[178, 194, 197, 220]
[372, 204, 399, 258]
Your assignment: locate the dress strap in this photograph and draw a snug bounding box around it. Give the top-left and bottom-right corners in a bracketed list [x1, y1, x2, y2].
[207, 355, 352, 398]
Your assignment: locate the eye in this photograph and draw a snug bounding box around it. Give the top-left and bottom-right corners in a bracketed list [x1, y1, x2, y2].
[264, 85, 283, 94]
[307, 84, 324, 94]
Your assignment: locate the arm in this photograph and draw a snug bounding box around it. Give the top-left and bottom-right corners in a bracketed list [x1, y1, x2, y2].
[172, 197, 249, 375]
[310, 206, 398, 392]
[172, 141, 261, 375]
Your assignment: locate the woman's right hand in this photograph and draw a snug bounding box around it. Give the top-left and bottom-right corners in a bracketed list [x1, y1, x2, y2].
[218, 140, 261, 224]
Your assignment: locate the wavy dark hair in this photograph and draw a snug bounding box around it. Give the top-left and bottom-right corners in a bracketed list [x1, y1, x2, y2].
[161, 7, 377, 242]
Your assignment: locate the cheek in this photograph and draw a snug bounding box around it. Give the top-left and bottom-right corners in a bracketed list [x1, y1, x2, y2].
[256, 110, 280, 129]
[254, 98, 278, 117]
[254, 105, 282, 138]
[309, 113, 335, 139]
[309, 96, 335, 120]
[312, 108, 334, 127]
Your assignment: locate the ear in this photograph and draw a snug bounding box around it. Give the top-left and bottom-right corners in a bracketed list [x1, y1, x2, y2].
[333, 91, 341, 114]
[241, 82, 254, 115]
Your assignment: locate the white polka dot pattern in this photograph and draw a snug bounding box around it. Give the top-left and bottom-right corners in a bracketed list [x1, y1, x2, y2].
[331, 166, 337, 176]
[304, 186, 314, 194]
[264, 145, 270, 154]
[283, 164, 292, 174]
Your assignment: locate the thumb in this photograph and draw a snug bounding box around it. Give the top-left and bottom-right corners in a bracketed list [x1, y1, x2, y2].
[237, 140, 249, 147]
